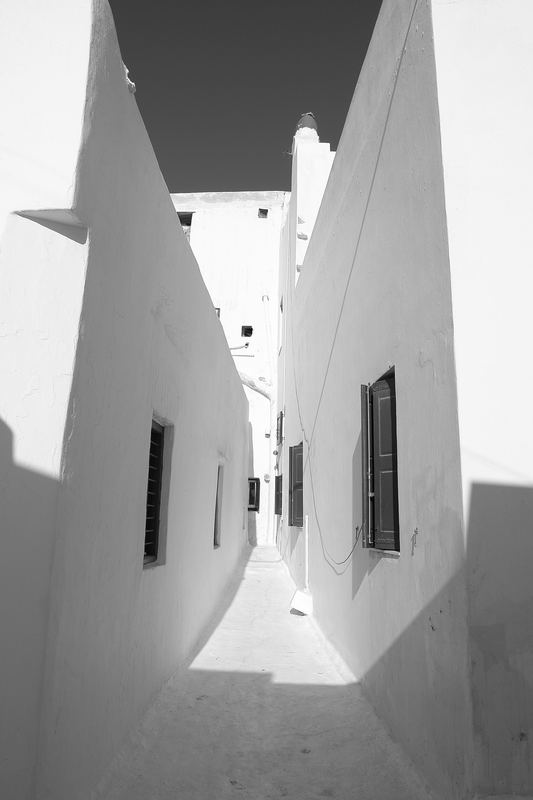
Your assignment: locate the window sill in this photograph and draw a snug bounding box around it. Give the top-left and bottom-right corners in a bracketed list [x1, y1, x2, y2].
[367, 548, 400, 560]
[143, 556, 164, 569]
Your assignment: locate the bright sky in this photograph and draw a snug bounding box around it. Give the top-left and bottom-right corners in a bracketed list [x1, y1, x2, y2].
[109, 0, 382, 193]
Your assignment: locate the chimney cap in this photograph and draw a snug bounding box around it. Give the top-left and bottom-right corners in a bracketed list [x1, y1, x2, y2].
[296, 112, 318, 133]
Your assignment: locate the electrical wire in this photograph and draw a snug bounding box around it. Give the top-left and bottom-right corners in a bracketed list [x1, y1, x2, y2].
[286, 0, 419, 572]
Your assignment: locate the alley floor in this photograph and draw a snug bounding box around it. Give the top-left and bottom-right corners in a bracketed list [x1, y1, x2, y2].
[96, 547, 431, 800]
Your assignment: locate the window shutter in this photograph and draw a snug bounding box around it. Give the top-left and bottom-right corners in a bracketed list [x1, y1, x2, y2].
[274, 474, 282, 515]
[145, 420, 164, 563]
[276, 411, 283, 445]
[371, 374, 399, 551]
[289, 443, 303, 527]
[248, 477, 260, 511]
[361, 384, 371, 546]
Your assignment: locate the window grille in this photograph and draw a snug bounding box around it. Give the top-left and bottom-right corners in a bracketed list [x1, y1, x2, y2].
[145, 420, 164, 564]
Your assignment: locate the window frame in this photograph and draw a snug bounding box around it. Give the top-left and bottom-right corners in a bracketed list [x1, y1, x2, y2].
[288, 442, 303, 527]
[177, 211, 193, 241]
[274, 474, 283, 516]
[144, 418, 173, 567]
[276, 411, 284, 446]
[248, 477, 260, 512]
[361, 369, 400, 552]
[213, 464, 224, 549]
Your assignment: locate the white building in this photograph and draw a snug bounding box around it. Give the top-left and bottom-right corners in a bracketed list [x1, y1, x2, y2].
[277, 1, 533, 798]
[171, 191, 288, 544]
[0, 2, 249, 798]
[1, 0, 533, 798]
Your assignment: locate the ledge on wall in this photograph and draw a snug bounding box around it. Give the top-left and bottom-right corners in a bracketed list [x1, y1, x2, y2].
[15, 209, 88, 244]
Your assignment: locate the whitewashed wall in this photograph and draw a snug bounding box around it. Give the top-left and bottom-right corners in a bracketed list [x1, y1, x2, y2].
[278, 2, 472, 797]
[172, 192, 287, 545]
[433, 1, 533, 794]
[277, 127, 334, 565]
[0, 2, 249, 799]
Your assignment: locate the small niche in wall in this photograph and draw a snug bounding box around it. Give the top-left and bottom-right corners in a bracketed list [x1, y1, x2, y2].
[258, 208, 268, 218]
[177, 211, 194, 240]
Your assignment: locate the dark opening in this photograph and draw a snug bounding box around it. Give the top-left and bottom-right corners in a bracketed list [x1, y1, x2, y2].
[248, 478, 260, 512]
[274, 475, 283, 515]
[214, 465, 223, 548]
[145, 420, 164, 564]
[258, 208, 268, 218]
[276, 411, 284, 446]
[177, 211, 193, 240]
[241, 326, 253, 337]
[288, 442, 303, 527]
[361, 369, 400, 551]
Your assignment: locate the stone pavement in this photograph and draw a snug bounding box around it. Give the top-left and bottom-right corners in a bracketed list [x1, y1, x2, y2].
[95, 547, 432, 800]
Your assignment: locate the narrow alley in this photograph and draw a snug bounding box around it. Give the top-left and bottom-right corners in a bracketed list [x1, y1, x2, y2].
[95, 548, 431, 800]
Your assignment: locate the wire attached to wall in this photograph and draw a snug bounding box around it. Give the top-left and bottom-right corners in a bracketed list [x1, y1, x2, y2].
[287, 0, 419, 572]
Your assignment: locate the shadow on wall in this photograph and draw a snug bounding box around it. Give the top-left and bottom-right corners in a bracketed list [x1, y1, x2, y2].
[247, 421, 257, 546]
[353, 478, 533, 798]
[0, 418, 59, 797]
[467, 482, 533, 797]
[0, 411, 254, 798]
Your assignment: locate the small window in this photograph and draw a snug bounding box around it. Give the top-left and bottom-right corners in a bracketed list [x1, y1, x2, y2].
[144, 420, 165, 564]
[213, 465, 224, 548]
[288, 442, 303, 527]
[258, 208, 268, 218]
[274, 474, 282, 515]
[215, 307, 220, 318]
[248, 478, 260, 511]
[361, 369, 400, 551]
[177, 211, 193, 240]
[241, 325, 253, 338]
[276, 411, 283, 446]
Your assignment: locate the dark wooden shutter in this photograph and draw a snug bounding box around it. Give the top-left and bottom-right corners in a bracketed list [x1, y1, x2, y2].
[213, 465, 223, 547]
[276, 412, 283, 445]
[145, 420, 164, 563]
[274, 475, 282, 515]
[361, 384, 371, 546]
[371, 373, 399, 551]
[289, 443, 303, 527]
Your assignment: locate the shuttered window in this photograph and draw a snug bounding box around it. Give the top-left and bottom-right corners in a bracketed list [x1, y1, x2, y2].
[276, 411, 284, 446]
[274, 474, 282, 515]
[145, 420, 164, 564]
[213, 465, 223, 548]
[361, 371, 400, 551]
[248, 478, 260, 511]
[288, 443, 303, 527]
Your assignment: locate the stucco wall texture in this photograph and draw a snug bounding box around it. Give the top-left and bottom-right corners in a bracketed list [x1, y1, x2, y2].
[171, 192, 288, 545]
[278, 1, 533, 798]
[0, 2, 249, 799]
[433, 1, 533, 794]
